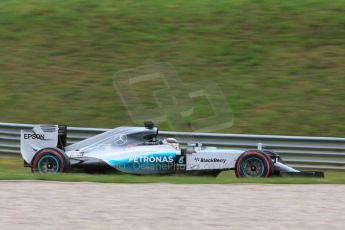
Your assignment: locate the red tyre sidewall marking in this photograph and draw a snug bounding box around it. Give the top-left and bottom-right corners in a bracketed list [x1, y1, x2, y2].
[32, 149, 65, 173]
[236, 152, 271, 177]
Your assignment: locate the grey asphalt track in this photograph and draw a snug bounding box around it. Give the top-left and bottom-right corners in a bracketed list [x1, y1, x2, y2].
[1, 181, 344, 230]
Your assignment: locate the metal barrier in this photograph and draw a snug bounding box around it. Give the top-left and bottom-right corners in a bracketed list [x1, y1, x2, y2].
[1, 122, 345, 170]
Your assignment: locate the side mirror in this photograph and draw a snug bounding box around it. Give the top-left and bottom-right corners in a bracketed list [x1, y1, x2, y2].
[144, 121, 155, 129]
[257, 143, 263, 150]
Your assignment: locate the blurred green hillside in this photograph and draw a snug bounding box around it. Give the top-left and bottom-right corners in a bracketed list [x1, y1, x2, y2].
[0, 0, 344, 136]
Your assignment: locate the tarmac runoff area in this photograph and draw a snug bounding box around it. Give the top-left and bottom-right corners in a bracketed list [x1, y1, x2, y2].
[1, 181, 344, 230]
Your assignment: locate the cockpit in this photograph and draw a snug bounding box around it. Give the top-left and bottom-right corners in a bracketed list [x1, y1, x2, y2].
[141, 121, 180, 150]
[143, 137, 180, 150]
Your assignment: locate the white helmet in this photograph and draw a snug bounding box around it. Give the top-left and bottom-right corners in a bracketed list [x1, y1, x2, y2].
[162, 138, 179, 150]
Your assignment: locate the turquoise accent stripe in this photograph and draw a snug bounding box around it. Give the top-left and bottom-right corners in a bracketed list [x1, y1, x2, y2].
[108, 152, 176, 166]
[108, 158, 130, 165]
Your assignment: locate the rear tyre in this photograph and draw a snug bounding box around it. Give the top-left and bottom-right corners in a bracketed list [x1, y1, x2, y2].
[31, 148, 70, 173]
[235, 150, 273, 178]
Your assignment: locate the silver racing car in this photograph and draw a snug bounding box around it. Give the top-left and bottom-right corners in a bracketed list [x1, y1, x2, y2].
[20, 121, 324, 177]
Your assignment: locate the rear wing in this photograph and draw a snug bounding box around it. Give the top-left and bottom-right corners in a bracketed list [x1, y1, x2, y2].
[20, 125, 67, 164]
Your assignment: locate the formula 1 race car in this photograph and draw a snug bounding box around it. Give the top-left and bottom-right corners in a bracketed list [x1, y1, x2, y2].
[20, 122, 324, 178]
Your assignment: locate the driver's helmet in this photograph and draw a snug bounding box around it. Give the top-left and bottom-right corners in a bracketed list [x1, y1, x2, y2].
[162, 138, 180, 150]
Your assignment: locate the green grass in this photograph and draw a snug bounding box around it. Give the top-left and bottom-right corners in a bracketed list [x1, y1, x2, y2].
[0, 0, 344, 136]
[1, 157, 345, 184]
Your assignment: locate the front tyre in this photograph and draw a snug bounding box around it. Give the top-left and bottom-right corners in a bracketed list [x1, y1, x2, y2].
[31, 148, 69, 173]
[235, 151, 273, 178]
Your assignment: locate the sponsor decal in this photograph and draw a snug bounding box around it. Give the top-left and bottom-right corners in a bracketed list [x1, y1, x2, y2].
[129, 155, 174, 163]
[178, 156, 185, 164]
[190, 165, 199, 169]
[24, 134, 45, 140]
[194, 157, 226, 163]
[114, 134, 127, 145]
